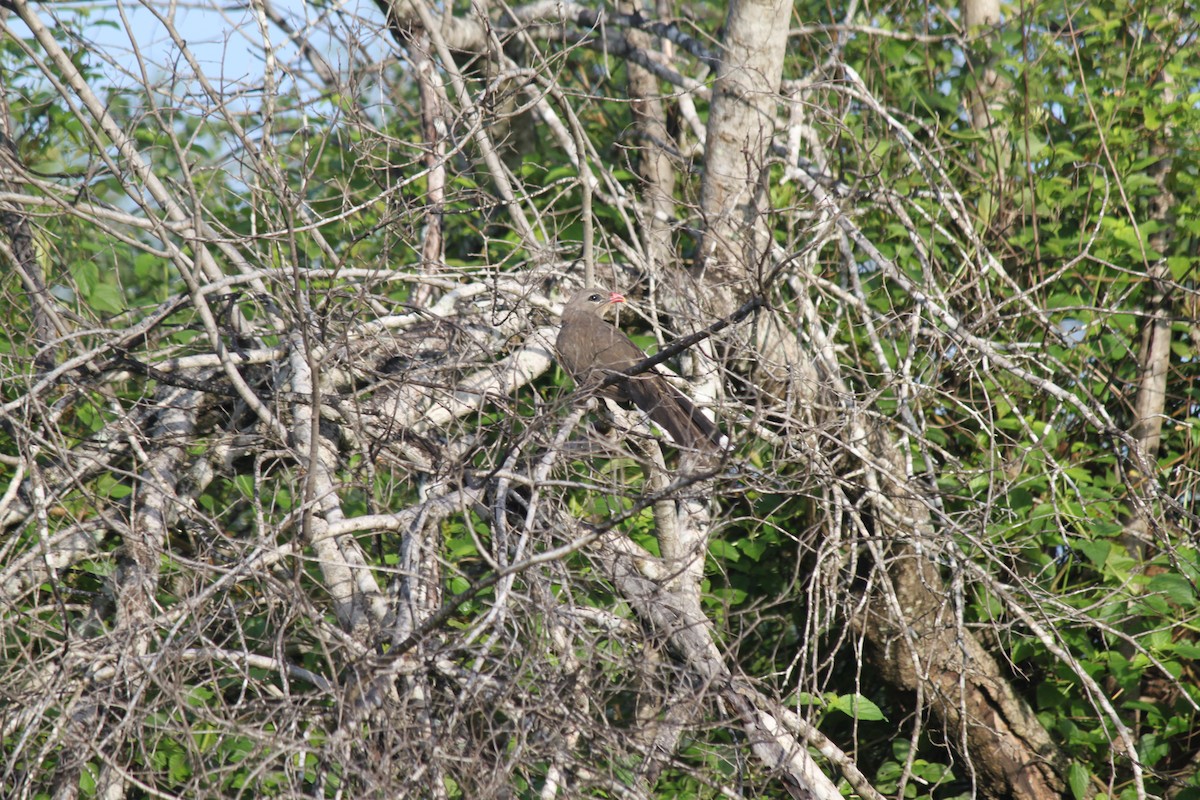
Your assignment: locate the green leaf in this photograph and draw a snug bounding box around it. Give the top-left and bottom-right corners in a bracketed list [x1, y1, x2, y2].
[708, 539, 740, 562]
[97, 474, 131, 499]
[72, 260, 99, 297]
[1147, 572, 1196, 606]
[1171, 642, 1200, 660]
[710, 586, 748, 604]
[829, 693, 886, 721]
[737, 537, 767, 561]
[88, 283, 126, 314]
[1074, 539, 1110, 567]
[1067, 762, 1090, 800]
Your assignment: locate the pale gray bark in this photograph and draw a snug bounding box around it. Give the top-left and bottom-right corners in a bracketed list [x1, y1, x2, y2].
[697, 0, 793, 287]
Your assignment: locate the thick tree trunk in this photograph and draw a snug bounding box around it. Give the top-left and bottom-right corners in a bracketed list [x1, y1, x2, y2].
[693, 1, 1072, 790]
[856, 431, 1068, 799]
[863, 546, 1067, 798]
[691, 0, 820, 406]
[697, 0, 792, 289]
[692, 4, 1069, 787]
[962, 0, 1009, 168]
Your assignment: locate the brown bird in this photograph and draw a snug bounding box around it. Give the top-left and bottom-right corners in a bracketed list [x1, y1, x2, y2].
[556, 288, 726, 452]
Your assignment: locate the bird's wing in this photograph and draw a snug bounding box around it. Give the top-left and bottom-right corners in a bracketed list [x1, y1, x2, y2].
[556, 295, 725, 451]
[557, 314, 639, 388]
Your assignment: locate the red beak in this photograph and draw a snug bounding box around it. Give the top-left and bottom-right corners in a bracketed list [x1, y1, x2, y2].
[609, 292, 626, 305]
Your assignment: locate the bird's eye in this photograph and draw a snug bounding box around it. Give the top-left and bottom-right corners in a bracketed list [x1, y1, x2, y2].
[588, 293, 602, 302]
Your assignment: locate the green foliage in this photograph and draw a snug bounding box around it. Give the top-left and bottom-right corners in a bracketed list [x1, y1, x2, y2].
[762, 0, 1200, 794]
[1, 0, 1198, 796]
[795, 691, 887, 722]
[874, 740, 958, 799]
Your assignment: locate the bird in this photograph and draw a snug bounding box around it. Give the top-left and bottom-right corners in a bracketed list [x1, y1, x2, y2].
[555, 287, 726, 452]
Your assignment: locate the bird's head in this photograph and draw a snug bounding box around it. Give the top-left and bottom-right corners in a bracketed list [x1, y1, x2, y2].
[565, 288, 626, 318]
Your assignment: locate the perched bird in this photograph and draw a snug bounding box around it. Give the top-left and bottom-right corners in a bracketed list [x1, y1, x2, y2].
[556, 288, 726, 452]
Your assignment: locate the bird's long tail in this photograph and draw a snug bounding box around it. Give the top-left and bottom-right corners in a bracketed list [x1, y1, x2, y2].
[629, 376, 727, 451]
